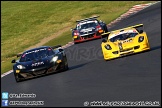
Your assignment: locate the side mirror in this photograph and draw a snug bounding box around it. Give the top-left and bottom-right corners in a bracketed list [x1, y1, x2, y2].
[59, 49, 63, 52]
[102, 39, 107, 43]
[11, 59, 16, 63]
[139, 30, 143, 34]
[70, 28, 73, 31]
[99, 20, 103, 23]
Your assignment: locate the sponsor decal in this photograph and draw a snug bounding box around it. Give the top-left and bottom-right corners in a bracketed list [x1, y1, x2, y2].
[25, 48, 46, 55]
[122, 39, 133, 43]
[31, 62, 44, 67]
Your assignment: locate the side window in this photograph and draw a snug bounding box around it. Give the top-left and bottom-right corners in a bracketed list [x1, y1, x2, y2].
[95, 20, 100, 25]
[53, 49, 59, 54]
[130, 33, 138, 38]
[20, 53, 34, 62]
[20, 56, 25, 62]
[47, 48, 55, 56]
[76, 24, 81, 30]
[95, 21, 99, 26]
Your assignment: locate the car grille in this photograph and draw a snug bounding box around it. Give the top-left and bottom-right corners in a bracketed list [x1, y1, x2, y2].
[32, 70, 46, 75]
[47, 67, 55, 73]
[119, 47, 134, 56]
[112, 51, 118, 54]
[120, 48, 133, 52]
[120, 51, 134, 56]
[82, 34, 95, 39]
[134, 45, 140, 49]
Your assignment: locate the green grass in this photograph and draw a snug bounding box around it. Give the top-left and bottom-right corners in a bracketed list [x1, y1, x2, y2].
[44, 31, 72, 46]
[1, 1, 155, 74]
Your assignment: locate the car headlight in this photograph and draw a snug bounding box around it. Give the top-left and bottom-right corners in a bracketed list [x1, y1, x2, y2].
[74, 32, 79, 35]
[52, 56, 58, 62]
[138, 36, 144, 42]
[17, 65, 26, 69]
[105, 44, 112, 50]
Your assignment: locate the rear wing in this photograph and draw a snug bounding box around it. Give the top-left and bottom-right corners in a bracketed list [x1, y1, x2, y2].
[51, 45, 64, 52]
[51, 45, 62, 49]
[76, 15, 100, 23]
[17, 53, 22, 58]
[101, 24, 144, 36]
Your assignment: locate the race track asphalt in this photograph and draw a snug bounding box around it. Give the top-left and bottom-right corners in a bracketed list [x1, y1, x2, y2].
[1, 2, 161, 107]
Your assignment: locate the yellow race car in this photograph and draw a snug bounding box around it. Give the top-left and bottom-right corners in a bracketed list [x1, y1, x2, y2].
[101, 24, 150, 61]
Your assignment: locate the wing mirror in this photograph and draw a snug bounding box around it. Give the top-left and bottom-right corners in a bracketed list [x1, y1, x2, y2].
[70, 28, 73, 31]
[11, 59, 16, 63]
[102, 39, 107, 43]
[139, 30, 143, 34]
[59, 49, 63, 52]
[100, 20, 103, 23]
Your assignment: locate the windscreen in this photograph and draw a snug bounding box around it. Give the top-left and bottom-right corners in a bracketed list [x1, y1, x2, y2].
[19, 47, 55, 62]
[77, 21, 98, 30]
[109, 32, 138, 42]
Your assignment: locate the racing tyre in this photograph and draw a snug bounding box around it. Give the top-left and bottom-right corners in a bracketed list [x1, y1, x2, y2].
[64, 57, 69, 71]
[64, 63, 69, 71]
[14, 73, 21, 82]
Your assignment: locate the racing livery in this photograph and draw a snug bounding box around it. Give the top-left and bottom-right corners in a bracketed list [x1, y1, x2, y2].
[71, 16, 108, 44]
[11, 45, 69, 82]
[101, 24, 150, 61]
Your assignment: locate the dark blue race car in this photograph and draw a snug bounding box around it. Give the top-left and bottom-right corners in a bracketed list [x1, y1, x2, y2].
[11, 45, 69, 82]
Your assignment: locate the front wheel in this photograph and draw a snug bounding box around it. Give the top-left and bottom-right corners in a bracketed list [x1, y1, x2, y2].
[14, 73, 21, 82]
[64, 63, 69, 71]
[63, 57, 69, 71]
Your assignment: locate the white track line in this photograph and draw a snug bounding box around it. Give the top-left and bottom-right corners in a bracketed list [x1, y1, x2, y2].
[1, 2, 159, 78]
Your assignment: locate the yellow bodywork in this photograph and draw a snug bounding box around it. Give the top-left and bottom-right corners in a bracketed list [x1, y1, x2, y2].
[73, 36, 78, 39]
[101, 24, 150, 61]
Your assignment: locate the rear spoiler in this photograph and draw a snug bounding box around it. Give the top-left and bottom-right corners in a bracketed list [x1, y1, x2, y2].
[51, 45, 62, 49]
[76, 15, 100, 23]
[101, 24, 144, 36]
[51, 45, 64, 52]
[17, 53, 22, 58]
